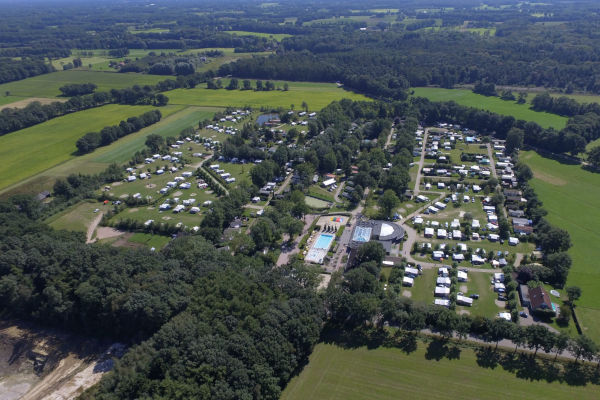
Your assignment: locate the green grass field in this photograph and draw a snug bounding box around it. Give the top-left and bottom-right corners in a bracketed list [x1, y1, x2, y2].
[412, 87, 567, 129]
[0, 104, 183, 191]
[45, 201, 101, 233]
[224, 30, 292, 41]
[0, 95, 26, 106]
[521, 151, 600, 338]
[282, 343, 599, 400]
[166, 80, 368, 110]
[127, 232, 171, 249]
[0, 70, 165, 98]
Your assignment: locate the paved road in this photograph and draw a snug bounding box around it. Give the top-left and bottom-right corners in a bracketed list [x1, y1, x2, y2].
[333, 181, 346, 202]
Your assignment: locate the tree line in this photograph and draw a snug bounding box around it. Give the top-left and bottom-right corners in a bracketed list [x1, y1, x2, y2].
[0, 57, 54, 84]
[76, 110, 162, 154]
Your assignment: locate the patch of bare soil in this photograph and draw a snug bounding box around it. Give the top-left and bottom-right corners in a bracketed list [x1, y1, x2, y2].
[495, 299, 506, 308]
[110, 232, 140, 249]
[127, 208, 139, 213]
[118, 194, 128, 199]
[317, 274, 331, 291]
[0, 98, 67, 111]
[94, 227, 124, 241]
[402, 290, 412, 298]
[173, 191, 183, 196]
[145, 183, 156, 189]
[0, 321, 123, 400]
[457, 310, 471, 315]
[405, 203, 414, 209]
[459, 285, 468, 292]
[111, 181, 122, 187]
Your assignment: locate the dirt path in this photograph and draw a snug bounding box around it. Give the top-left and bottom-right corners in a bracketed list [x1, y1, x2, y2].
[384, 126, 395, 150]
[85, 213, 103, 244]
[0, 97, 66, 111]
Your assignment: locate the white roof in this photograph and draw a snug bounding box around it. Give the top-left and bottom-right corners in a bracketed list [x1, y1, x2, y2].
[402, 276, 414, 286]
[437, 277, 451, 285]
[457, 271, 468, 280]
[322, 178, 336, 186]
[405, 267, 419, 276]
[424, 227, 434, 236]
[434, 299, 450, 307]
[435, 287, 450, 295]
[498, 312, 511, 321]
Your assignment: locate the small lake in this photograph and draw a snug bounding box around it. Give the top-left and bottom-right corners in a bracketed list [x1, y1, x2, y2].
[256, 113, 279, 126]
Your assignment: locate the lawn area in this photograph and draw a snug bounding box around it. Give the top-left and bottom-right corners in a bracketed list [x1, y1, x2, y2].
[166, 80, 369, 111]
[412, 87, 567, 129]
[282, 343, 600, 400]
[224, 30, 292, 41]
[0, 70, 165, 98]
[305, 196, 331, 209]
[127, 232, 171, 249]
[457, 271, 501, 318]
[408, 268, 436, 305]
[45, 200, 101, 233]
[0, 104, 183, 191]
[521, 150, 600, 339]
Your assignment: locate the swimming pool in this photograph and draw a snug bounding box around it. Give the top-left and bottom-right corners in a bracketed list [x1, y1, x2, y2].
[352, 226, 372, 242]
[314, 233, 335, 250]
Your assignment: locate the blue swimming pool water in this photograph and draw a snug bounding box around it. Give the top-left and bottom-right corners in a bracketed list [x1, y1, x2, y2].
[314, 233, 335, 250]
[352, 226, 372, 242]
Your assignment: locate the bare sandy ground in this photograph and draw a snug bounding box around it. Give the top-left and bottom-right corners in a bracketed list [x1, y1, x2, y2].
[0, 98, 66, 111]
[94, 227, 123, 241]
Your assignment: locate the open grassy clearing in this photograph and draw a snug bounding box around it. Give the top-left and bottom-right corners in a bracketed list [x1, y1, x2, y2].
[224, 30, 292, 41]
[521, 151, 600, 339]
[127, 232, 171, 249]
[45, 201, 101, 233]
[0, 70, 165, 98]
[166, 80, 369, 110]
[282, 343, 599, 400]
[457, 271, 502, 318]
[0, 104, 183, 191]
[412, 87, 567, 129]
[0, 95, 26, 107]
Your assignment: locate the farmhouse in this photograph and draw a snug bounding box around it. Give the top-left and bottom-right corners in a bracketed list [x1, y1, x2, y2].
[529, 286, 555, 315]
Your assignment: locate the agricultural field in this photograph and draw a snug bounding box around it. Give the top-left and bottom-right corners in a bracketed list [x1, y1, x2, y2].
[224, 30, 292, 41]
[0, 95, 25, 107]
[0, 104, 184, 192]
[411, 87, 567, 129]
[166, 80, 369, 110]
[0, 70, 165, 98]
[282, 343, 599, 400]
[521, 151, 600, 339]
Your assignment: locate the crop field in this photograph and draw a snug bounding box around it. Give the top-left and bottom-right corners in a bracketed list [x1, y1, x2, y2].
[281, 343, 599, 400]
[411, 87, 567, 129]
[0, 104, 183, 191]
[0, 70, 166, 98]
[521, 151, 600, 339]
[224, 30, 292, 41]
[166, 80, 369, 110]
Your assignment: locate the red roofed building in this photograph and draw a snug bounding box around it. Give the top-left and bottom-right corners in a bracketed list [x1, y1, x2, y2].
[529, 286, 555, 315]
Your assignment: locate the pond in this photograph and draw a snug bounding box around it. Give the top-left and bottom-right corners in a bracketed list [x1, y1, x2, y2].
[256, 113, 279, 126]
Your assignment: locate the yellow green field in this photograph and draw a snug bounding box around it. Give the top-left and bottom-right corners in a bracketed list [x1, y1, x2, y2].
[521, 151, 600, 339]
[412, 87, 568, 129]
[0, 104, 183, 191]
[0, 70, 165, 98]
[166, 80, 369, 110]
[282, 343, 599, 400]
[224, 31, 292, 41]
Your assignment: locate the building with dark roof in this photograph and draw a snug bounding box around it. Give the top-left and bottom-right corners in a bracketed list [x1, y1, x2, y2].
[348, 219, 404, 254]
[529, 286, 554, 315]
